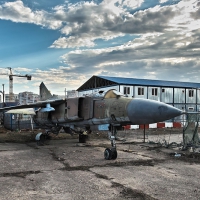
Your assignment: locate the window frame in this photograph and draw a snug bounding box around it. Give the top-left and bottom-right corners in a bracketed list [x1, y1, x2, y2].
[152, 88, 158, 96]
[123, 86, 130, 95]
[189, 89, 194, 97]
[138, 87, 144, 95]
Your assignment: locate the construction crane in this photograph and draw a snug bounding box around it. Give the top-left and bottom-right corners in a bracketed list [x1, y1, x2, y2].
[0, 67, 32, 102]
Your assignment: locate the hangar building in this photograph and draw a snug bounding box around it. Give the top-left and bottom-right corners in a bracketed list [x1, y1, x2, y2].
[77, 76, 200, 128]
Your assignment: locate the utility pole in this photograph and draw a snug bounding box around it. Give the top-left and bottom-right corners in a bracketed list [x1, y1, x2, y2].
[8, 67, 14, 102]
[65, 88, 67, 99]
[2, 84, 4, 107]
[0, 84, 5, 107]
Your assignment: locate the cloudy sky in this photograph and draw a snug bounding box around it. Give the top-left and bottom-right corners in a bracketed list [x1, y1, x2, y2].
[0, 0, 199, 95]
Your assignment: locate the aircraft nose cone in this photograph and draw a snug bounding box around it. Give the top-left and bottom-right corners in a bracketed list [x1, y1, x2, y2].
[127, 98, 182, 125]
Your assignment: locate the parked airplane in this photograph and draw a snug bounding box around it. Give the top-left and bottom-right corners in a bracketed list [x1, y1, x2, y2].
[0, 82, 183, 160]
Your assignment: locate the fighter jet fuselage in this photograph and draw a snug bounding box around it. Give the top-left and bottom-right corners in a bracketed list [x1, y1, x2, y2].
[33, 89, 182, 133]
[0, 89, 183, 160]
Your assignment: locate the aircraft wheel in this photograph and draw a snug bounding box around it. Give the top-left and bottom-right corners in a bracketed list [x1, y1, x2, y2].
[111, 150, 117, 160]
[104, 148, 112, 160]
[35, 133, 45, 145]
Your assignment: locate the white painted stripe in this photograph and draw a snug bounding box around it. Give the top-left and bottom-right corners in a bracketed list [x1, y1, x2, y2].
[165, 122, 173, 128]
[130, 125, 139, 129]
[128, 122, 181, 129]
[149, 123, 157, 128]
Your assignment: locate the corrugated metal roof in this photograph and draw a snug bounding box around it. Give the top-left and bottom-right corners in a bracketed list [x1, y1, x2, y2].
[98, 76, 200, 88]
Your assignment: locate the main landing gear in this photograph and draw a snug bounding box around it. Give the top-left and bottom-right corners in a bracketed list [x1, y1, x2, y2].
[104, 125, 117, 160]
[35, 130, 51, 145]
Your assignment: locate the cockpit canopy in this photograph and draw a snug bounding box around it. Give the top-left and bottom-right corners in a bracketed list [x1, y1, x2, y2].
[104, 89, 124, 99]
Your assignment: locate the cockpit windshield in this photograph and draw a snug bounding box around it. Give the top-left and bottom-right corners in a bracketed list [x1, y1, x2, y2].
[104, 89, 123, 99]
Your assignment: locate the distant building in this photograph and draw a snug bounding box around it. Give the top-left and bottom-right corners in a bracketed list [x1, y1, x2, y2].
[5, 94, 19, 103]
[18, 92, 39, 105]
[67, 90, 78, 98]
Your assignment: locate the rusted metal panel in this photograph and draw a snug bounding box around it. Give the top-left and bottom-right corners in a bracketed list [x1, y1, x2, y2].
[104, 98, 130, 119]
[94, 100, 105, 119]
[66, 98, 79, 119]
[79, 97, 93, 120]
[52, 103, 65, 119]
[110, 100, 125, 117]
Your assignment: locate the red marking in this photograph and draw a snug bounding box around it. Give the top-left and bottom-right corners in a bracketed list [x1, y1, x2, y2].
[173, 122, 181, 128]
[139, 124, 149, 129]
[157, 123, 165, 128]
[124, 125, 131, 130]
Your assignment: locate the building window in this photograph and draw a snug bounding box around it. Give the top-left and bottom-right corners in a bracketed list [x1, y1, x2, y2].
[189, 90, 194, 97]
[152, 88, 158, 96]
[123, 87, 130, 95]
[162, 89, 165, 93]
[138, 87, 144, 95]
[188, 107, 194, 111]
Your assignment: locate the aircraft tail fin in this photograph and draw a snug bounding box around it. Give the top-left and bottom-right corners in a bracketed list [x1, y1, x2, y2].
[39, 82, 53, 101]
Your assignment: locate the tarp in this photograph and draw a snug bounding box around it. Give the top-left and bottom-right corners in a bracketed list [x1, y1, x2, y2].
[6, 108, 36, 115]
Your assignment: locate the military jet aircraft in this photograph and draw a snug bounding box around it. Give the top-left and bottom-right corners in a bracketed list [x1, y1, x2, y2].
[0, 82, 183, 160]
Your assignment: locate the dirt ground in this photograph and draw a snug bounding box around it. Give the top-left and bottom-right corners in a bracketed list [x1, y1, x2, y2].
[0, 126, 200, 200]
[0, 125, 186, 143]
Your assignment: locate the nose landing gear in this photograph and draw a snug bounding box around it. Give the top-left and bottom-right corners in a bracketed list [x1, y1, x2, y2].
[104, 125, 118, 160]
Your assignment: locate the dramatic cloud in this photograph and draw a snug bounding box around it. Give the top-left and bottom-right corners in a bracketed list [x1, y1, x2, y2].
[30, 67, 86, 92]
[51, 3, 177, 48]
[57, 0, 200, 80]
[60, 29, 200, 69]
[50, 2, 125, 48]
[0, 0, 200, 93]
[191, 7, 200, 19]
[160, 0, 168, 3]
[0, 0, 63, 29]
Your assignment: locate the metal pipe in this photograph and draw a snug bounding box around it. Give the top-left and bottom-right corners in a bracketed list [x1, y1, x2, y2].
[2, 84, 4, 107]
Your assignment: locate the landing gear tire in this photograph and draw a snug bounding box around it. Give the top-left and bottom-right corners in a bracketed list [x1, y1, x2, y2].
[35, 133, 45, 146]
[104, 148, 118, 160]
[104, 148, 112, 160]
[111, 149, 117, 160]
